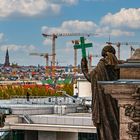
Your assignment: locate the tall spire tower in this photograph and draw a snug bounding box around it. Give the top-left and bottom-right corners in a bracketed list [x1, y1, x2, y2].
[4, 48, 10, 67]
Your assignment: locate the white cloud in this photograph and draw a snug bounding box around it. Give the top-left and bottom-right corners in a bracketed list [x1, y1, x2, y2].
[0, 0, 78, 18]
[0, 44, 18, 51]
[96, 26, 134, 37]
[51, 0, 78, 5]
[42, 20, 134, 38]
[48, 4, 61, 14]
[0, 0, 47, 17]
[18, 0, 48, 16]
[0, 44, 36, 52]
[61, 20, 97, 32]
[110, 29, 134, 37]
[42, 20, 97, 34]
[0, 33, 4, 42]
[65, 0, 78, 5]
[101, 8, 140, 29]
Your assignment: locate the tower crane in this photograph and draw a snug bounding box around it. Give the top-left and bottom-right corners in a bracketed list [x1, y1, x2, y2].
[42, 33, 97, 67]
[30, 52, 53, 77]
[29, 52, 53, 66]
[106, 42, 140, 60]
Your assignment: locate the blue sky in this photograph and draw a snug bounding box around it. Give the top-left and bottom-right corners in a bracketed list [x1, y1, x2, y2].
[0, 0, 140, 66]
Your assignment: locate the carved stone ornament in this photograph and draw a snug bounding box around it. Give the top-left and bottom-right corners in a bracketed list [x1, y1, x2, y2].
[125, 86, 140, 140]
[128, 122, 140, 140]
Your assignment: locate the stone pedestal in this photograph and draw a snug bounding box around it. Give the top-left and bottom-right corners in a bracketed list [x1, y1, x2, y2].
[98, 48, 140, 140]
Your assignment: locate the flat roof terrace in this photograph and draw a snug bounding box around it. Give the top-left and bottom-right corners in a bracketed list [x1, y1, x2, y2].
[0, 98, 96, 133]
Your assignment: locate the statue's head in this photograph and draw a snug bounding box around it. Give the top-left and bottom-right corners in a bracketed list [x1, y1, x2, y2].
[101, 45, 116, 57]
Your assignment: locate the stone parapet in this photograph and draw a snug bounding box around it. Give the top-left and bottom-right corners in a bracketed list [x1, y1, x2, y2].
[98, 81, 140, 140]
[119, 48, 140, 80]
[120, 67, 140, 79]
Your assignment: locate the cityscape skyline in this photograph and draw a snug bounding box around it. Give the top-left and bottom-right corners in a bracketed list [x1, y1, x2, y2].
[0, 0, 140, 66]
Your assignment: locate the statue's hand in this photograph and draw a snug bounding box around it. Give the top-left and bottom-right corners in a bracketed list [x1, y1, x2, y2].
[81, 57, 88, 66]
[81, 57, 90, 81]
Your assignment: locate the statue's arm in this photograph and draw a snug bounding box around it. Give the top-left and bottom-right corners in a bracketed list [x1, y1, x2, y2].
[81, 58, 91, 82]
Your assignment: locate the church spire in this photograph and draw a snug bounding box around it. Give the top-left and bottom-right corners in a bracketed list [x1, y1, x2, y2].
[4, 48, 10, 67]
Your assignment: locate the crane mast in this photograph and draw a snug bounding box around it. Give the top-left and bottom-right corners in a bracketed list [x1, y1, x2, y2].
[71, 40, 80, 69]
[52, 34, 57, 66]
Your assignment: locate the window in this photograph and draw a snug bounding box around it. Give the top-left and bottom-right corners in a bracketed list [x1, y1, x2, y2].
[78, 133, 97, 140]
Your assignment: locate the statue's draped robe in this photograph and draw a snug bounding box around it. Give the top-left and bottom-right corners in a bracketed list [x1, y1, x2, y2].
[81, 53, 119, 140]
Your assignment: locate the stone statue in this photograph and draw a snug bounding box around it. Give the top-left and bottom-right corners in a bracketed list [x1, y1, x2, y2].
[81, 45, 120, 140]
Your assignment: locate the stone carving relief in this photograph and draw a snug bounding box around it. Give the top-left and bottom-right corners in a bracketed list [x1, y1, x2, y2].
[125, 86, 140, 140]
